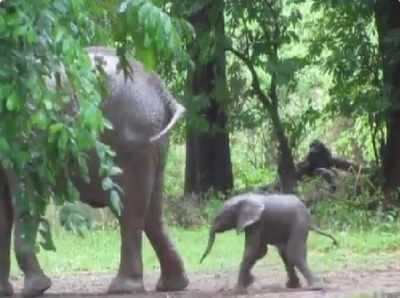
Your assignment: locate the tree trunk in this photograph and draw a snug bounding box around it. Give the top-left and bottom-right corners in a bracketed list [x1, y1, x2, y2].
[382, 113, 400, 203]
[375, 0, 400, 205]
[269, 101, 297, 194]
[259, 71, 297, 194]
[184, 0, 233, 195]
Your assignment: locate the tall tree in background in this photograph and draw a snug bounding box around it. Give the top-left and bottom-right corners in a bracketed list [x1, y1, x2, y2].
[309, 0, 400, 205]
[183, 0, 233, 195]
[375, 0, 400, 204]
[226, 0, 305, 193]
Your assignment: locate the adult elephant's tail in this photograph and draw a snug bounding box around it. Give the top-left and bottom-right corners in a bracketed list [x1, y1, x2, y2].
[150, 93, 185, 143]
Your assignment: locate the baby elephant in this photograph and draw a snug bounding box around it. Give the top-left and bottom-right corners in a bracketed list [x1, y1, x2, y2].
[200, 193, 338, 294]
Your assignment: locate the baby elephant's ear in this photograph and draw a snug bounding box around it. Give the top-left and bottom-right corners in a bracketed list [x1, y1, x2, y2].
[236, 199, 265, 233]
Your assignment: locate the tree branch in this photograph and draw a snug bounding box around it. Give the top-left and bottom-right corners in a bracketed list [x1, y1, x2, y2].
[227, 47, 272, 110]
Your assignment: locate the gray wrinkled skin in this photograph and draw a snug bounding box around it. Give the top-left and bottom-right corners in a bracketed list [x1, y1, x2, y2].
[0, 47, 188, 297]
[200, 193, 338, 294]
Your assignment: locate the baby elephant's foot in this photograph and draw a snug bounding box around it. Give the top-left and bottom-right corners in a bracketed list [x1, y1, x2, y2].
[0, 281, 13, 297]
[286, 278, 301, 289]
[307, 279, 324, 291]
[234, 273, 254, 295]
[156, 273, 189, 292]
[108, 276, 145, 294]
[22, 274, 51, 297]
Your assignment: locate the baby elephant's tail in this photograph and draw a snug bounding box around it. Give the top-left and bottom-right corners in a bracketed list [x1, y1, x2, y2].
[310, 225, 339, 246]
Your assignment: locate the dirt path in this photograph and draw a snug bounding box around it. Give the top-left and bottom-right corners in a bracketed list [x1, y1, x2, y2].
[11, 264, 400, 298]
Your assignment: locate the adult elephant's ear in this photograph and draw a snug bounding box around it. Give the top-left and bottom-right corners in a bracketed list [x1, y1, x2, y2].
[236, 198, 265, 233]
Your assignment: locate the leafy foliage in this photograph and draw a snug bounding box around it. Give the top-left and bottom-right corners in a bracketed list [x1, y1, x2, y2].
[225, 1, 325, 144]
[0, 0, 113, 247]
[114, 0, 193, 71]
[223, 0, 314, 192]
[0, 0, 192, 250]
[306, 0, 386, 165]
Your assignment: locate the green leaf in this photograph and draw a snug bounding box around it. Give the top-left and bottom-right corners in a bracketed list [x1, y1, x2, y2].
[57, 130, 69, 151]
[26, 27, 38, 43]
[109, 166, 123, 176]
[49, 123, 64, 135]
[6, 90, 21, 111]
[137, 3, 153, 26]
[109, 190, 123, 218]
[0, 137, 10, 153]
[38, 218, 56, 251]
[119, 0, 133, 13]
[0, 15, 6, 34]
[135, 46, 156, 70]
[82, 104, 100, 127]
[102, 177, 113, 191]
[32, 112, 49, 129]
[0, 84, 12, 98]
[43, 99, 53, 110]
[103, 118, 113, 130]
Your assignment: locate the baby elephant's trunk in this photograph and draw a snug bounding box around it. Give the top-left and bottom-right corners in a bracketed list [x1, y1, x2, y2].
[199, 229, 216, 263]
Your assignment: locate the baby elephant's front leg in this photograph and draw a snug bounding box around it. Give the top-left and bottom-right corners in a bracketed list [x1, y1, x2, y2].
[235, 226, 266, 294]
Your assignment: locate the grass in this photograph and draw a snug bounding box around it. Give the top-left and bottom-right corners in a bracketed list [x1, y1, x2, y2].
[10, 222, 400, 278]
[9, 132, 400, 278]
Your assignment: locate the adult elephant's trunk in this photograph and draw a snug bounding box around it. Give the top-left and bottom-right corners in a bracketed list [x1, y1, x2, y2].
[150, 93, 185, 143]
[199, 229, 216, 263]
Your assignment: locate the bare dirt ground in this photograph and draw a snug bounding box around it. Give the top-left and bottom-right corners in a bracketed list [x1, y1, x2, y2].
[10, 262, 400, 298]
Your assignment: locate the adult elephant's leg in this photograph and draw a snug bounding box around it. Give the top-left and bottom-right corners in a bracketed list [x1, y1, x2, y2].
[14, 208, 51, 297]
[144, 158, 189, 292]
[108, 155, 154, 294]
[0, 183, 13, 297]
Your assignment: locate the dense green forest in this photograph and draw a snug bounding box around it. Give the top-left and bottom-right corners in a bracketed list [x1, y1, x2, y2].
[1, 0, 400, 241]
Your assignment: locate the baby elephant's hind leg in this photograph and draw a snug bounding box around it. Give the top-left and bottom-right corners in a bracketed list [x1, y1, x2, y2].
[278, 249, 300, 288]
[286, 228, 323, 290]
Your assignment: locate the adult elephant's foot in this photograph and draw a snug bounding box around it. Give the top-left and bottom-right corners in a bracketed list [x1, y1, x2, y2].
[22, 274, 51, 297]
[240, 273, 255, 288]
[233, 285, 248, 295]
[108, 276, 145, 294]
[0, 280, 13, 297]
[286, 278, 301, 289]
[156, 273, 189, 292]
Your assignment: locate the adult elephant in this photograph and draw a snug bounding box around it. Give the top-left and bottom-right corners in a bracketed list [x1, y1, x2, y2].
[0, 47, 188, 297]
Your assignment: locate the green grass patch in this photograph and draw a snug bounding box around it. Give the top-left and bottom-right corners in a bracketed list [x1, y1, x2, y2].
[10, 223, 400, 278]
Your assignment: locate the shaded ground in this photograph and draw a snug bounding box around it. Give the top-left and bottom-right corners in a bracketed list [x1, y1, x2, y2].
[10, 263, 400, 298]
